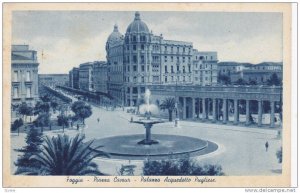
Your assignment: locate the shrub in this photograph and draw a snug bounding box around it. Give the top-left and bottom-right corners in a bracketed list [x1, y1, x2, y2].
[11, 118, 23, 131]
[143, 158, 224, 176]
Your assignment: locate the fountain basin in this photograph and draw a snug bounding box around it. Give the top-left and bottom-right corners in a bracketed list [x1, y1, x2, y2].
[90, 134, 218, 160]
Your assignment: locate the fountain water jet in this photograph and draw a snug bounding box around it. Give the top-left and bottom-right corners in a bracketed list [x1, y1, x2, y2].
[132, 89, 164, 145]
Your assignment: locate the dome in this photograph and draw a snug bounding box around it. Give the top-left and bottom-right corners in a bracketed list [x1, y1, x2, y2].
[126, 12, 150, 34]
[107, 24, 123, 43]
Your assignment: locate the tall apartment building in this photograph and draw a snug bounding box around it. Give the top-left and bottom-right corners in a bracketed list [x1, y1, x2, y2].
[79, 62, 94, 91]
[193, 50, 218, 86]
[11, 45, 39, 106]
[106, 25, 124, 105]
[69, 67, 79, 89]
[93, 61, 108, 94]
[106, 12, 218, 106]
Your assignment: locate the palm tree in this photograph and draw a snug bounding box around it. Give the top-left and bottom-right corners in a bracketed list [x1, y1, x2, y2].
[160, 97, 176, 121]
[28, 134, 108, 175]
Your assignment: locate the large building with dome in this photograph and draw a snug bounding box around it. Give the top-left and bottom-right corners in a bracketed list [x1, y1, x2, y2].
[106, 11, 218, 106]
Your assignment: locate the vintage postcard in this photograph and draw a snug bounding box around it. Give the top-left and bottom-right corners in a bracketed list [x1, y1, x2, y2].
[3, 2, 293, 188]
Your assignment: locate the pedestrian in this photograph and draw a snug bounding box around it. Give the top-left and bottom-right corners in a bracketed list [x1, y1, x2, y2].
[265, 141, 269, 152]
[97, 118, 100, 123]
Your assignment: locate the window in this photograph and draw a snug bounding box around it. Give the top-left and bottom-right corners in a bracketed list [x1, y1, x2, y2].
[165, 76, 167, 82]
[13, 87, 18, 98]
[171, 66, 174, 73]
[141, 76, 144, 82]
[133, 55, 137, 63]
[165, 65, 168, 73]
[171, 76, 174, 82]
[14, 71, 18, 82]
[171, 47, 173, 52]
[177, 57, 179, 62]
[183, 47, 185, 52]
[26, 86, 31, 98]
[171, 56, 173, 62]
[153, 76, 159, 82]
[127, 66, 130, 72]
[165, 56, 167, 62]
[133, 65, 137, 71]
[183, 76, 185, 82]
[132, 35, 137, 42]
[188, 57, 191, 62]
[133, 45, 137, 50]
[141, 44, 144, 50]
[133, 87, 138, 93]
[133, 76, 137, 82]
[183, 57, 185, 63]
[165, 46, 167, 51]
[140, 36, 146, 42]
[147, 65, 149, 71]
[183, 66, 186, 73]
[141, 65, 145, 72]
[141, 55, 145, 64]
[177, 65, 180, 72]
[188, 65, 191, 73]
[177, 47, 179, 52]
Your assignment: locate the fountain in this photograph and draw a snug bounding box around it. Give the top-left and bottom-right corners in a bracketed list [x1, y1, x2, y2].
[90, 88, 218, 160]
[132, 89, 164, 145]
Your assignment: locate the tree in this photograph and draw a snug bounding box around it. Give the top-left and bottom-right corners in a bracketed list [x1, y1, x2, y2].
[71, 101, 92, 124]
[267, 73, 282, 86]
[160, 97, 176, 121]
[276, 147, 282, 164]
[14, 126, 44, 175]
[18, 102, 32, 122]
[218, 72, 231, 85]
[143, 158, 224, 176]
[28, 134, 108, 175]
[248, 79, 257, 85]
[50, 100, 59, 113]
[234, 78, 248, 85]
[11, 118, 23, 134]
[34, 112, 50, 133]
[34, 101, 50, 115]
[40, 95, 51, 102]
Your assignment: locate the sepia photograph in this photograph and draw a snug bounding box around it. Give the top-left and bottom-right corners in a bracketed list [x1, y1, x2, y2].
[2, 2, 294, 188]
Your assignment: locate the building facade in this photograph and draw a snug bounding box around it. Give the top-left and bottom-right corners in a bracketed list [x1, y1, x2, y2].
[193, 50, 218, 86]
[106, 25, 124, 105]
[218, 62, 283, 84]
[11, 45, 39, 106]
[69, 67, 79, 89]
[79, 62, 94, 91]
[39, 74, 69, 87]
[93, 61, 108, 94]
[106, 12, 218, 106]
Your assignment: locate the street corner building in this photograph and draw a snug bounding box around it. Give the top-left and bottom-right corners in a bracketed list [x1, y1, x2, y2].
[105, 12, 219, 107]
[11, 45, 39, 108]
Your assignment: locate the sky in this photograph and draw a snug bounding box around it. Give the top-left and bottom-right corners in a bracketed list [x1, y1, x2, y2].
[12, 11, 283, 74]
